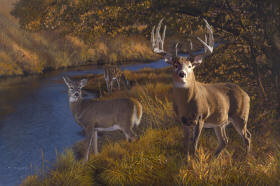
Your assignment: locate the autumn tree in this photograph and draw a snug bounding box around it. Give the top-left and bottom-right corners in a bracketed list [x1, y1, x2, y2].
[11, 0, 280, 110]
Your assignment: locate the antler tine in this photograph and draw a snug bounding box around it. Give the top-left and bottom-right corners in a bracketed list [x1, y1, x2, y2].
[175, 42, 179, 57]
[188, 39, 195, 58]
[151, 18, 167, 55]
[204, 34, 208, 53]
[204, 18, 214, 51]
[161, 25, 166, 50]
[156, 18, 164, 41]
[197, 18, 214, 54]
[189, 39, 193, 50]
[203, 18, 212, 33]
[151, 25, 156, 50]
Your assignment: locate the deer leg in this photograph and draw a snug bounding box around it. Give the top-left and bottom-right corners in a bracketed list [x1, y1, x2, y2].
[214, 126, 228, 157]
[105, 80, 109, 92]
[93, 129, 98, 155]
[222, 126, 229, 144]
[192, 118, 204, 154]
[231, 117, 251, 153]
[183, 126, 191, 159]
[129, 127, 138, 141]
[122, 76, 130, 89]
[117, 79, 121, 90]
[122, 127, 136, 142]
[105, 78, 112, 93]
[110, 81, 114, 93]
[84, 129, 94, 162]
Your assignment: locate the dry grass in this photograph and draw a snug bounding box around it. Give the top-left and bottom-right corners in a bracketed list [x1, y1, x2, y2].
[91, 36, 157, 65]
[0, 1, 157, 77]
[0, 19, 156, 77]
[22, 64, 280, 185]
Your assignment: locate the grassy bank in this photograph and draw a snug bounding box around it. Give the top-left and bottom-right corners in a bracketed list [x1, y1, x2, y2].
[0, 17, 156, 77]
[0, 0, 157, 77]
[22, 56, 280, 185]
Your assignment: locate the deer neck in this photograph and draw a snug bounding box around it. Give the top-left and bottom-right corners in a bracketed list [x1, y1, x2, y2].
[69, 98, 84, 117]
[173, 72, 197, 102]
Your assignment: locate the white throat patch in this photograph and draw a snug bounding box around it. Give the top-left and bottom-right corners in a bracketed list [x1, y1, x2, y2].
[174, 81, 191, 88]
[69, 96, 79, 103]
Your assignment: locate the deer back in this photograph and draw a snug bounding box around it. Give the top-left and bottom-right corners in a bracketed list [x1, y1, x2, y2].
[69, 98, 137, 129]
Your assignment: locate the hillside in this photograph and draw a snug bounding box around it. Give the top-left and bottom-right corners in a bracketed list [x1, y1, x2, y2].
[0, 0, 156, 77]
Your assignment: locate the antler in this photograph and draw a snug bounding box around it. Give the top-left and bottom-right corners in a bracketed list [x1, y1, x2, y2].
[175, 42, 179, 57]
[197, 18, 214, 55]
[150, 18, 214, 64]
[187, 39, 195, 59]
[151, 18, 167, 55]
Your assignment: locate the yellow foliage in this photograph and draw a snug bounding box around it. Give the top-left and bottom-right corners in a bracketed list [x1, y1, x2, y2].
[0, 7, 156, 77]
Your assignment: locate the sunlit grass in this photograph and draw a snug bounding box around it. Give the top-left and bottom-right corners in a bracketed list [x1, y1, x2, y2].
[0, 10, 157, 77]
[22, 65, 280, 185]
[22, 126, 280, 185]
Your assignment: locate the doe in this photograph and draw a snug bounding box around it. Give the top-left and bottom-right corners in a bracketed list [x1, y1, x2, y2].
[63, 76, 142, 161]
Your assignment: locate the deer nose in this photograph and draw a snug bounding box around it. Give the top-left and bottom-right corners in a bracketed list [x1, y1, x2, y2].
[179, 71, 185, 78]
[74, 93, 79, 97]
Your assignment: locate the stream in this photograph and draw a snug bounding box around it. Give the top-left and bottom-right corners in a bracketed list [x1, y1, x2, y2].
[0, 60, 168, 186]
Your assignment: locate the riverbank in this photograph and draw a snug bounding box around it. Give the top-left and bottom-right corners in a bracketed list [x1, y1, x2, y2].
[0, 0, 158, 78]
[22, 64, 280, 185]
[0, 29, 157, 78]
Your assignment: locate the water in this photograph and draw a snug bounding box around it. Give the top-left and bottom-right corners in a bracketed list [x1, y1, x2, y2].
[0, 60, 168, 186]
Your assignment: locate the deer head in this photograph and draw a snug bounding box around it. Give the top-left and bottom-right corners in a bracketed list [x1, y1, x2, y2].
[63, 76, 88, 102]
[151, 19, 214, 88]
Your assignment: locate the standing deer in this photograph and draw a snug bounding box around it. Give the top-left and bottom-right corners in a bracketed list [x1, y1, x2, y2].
[104, 66, 130, 93]
[151, 18, 251, 157]
[63, 76, 142, 161]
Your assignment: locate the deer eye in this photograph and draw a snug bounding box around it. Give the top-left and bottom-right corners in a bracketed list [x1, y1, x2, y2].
[188, 65, 192, 68]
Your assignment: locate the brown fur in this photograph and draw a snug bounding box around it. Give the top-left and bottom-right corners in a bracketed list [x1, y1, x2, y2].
[69, 98, 138, 130]
[150, 18, 250, 157]
[63, 76, 142, 161]
[171, 57, 251, 157]
[104, 66, 129, 93]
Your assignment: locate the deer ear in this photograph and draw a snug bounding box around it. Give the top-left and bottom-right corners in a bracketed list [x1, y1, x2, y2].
[63, 76, 72, 87]
[164, 54, 174, 65]
[192, 55, 203, 67]
[80, 79, 88, 88]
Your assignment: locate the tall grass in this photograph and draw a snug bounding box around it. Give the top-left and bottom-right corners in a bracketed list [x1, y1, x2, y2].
[22, 65, 280, 185]
[0, 20, 156, 77]
[22, 127, 280, 185]
[0, 1, 157, 77]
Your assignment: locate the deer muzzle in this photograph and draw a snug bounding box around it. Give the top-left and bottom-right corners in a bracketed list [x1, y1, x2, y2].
[178, 71, 186, 78]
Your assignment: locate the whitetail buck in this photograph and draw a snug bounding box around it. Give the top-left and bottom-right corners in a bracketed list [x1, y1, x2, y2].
[104, 66, 130, 93]
[63, 76, 142, 161]
[151, 19, 251, 157]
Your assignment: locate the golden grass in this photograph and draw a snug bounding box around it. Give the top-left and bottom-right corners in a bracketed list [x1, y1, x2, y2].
[0, 4, 157, 77]
[0, 23, 155, 77]
[22, 64, 280, 185]
[22, 126, 280, 185]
